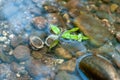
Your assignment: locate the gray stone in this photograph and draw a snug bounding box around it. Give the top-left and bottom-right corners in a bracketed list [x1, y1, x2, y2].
[26, 59, 55, 80]
[0, 63, 17, 80]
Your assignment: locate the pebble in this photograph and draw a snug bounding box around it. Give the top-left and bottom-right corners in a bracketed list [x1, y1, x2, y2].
[13, 45, 31, 61]
[0, 63, 17, 80]
[55, 71, 79, 80]
[26, 59, 55, 80]
[32, 16, 47, 30]
[0, 36, 7, 42]
[75, 51, 84, 58]
[55, 47, 72, 59]
[0, 48, 13, 63]
[10, 35, 24, 48]
[57, 58, 76, 72]
[43, 5, 58, 13]
[10, 62, 26, 74]
[31, 51, 43, 59]
[110, 4, 118, 12]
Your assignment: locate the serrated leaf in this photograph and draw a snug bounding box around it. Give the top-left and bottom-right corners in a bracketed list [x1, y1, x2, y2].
[50, 24, 61, 35]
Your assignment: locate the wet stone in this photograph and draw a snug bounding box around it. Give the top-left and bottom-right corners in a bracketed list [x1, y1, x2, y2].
[75, 51, 84, 58]
[0, 47, 13, 63]
[57, 58, 76, 72]
[55, 47, 72, 59]
[79, 54, 120, 80]
[0, 63, 17, 80]
[10, 35, 24, 48]
[32, 16, 47, 30]
[31, 51, 43, 59]
[55, 71, 79, 80]
[13, 45, 31, 61]
[43, 5, 58, 13]
[26, 59, 55, 80]
[10, 62, 26, 74]
[74, 14, 113, 47]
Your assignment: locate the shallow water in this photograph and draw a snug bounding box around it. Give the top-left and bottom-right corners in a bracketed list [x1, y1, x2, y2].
[0, 0, 120, 80]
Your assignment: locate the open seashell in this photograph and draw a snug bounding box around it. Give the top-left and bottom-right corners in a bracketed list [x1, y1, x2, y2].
[45, 34, 58, 47]
[29, 36, 44, 50]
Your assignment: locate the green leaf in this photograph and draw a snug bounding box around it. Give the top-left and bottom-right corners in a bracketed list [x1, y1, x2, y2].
[50, 24, 61, 35]
[49, 40, 59, 50]
[82, 36, 89, 40]
[61, 31, 71, 39]
[78, 34, 88, 42]
[70, 34, 78, 40]
[67, 28, 79, 33]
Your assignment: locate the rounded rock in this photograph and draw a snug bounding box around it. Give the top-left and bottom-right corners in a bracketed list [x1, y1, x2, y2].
[32, 16, 47, 30]
[78, 54, 120, 80]
[13, 45, 30, 61]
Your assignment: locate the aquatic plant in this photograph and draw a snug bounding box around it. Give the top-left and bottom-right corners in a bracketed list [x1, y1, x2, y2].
[49, 24, 88, 49]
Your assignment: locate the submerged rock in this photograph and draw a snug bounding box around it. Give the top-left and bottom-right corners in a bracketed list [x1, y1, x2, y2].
[79, 55, 120, 80]
[0, 63, 17, 80]
[74, 14, 113, 47]
[57, 58, 76, 72]
[26, 59, 55, 80]
[97, 44, 120, 68]
[55, 71, 79, 80]
[32, 16, 47, 30]
[0, 47, 13, 63]
[13, 45, 30, 61]
[55, 47, 72, 59]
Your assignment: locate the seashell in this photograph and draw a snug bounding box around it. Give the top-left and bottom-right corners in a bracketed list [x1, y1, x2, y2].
[29, 36, 44, 50]
[76, 53, 120, 80]
[45, 34, 58, 47]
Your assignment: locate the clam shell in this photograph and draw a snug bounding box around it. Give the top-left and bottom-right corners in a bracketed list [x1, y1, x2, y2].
[29, 36, 44, 50]
[45, 34, 58, 47]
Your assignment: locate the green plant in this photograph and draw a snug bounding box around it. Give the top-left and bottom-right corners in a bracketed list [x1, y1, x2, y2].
[49, 24, 88, 49]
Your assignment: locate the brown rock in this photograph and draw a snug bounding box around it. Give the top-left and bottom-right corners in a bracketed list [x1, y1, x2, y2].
[57, 58, 76, 72]
[55, 47, 72, 59]
[32, 16, 47, 29]
[74, 14, 113, 47]
[79, 55, 120, 80]
[75, 51, 84, 58]
[13, 45, 30, 61]
[31, 51, 43, 59]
